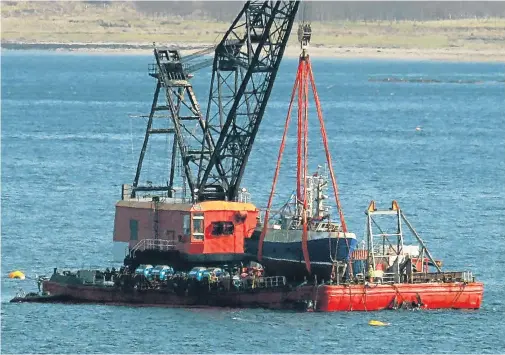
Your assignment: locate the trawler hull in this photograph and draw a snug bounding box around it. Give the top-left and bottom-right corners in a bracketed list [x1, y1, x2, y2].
[245, 230, 358, 281]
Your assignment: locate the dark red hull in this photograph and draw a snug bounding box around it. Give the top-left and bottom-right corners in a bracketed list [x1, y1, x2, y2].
[21, 280, 483, 312]
[41, 281, 314, 310]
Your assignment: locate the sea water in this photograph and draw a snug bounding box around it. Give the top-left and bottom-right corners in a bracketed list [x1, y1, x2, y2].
[1, 51, 504, 353]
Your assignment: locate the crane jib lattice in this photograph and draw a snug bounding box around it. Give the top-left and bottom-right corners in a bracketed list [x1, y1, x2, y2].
[197, 1, 301, 201]
[131, 1, 300, 202]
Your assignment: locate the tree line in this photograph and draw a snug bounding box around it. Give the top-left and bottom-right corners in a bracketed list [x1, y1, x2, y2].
[133, 1, 505, 21]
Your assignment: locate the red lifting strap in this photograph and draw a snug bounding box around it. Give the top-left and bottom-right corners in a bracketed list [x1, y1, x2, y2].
[258, 55, 348, 275]
[257, 65, 300, 263]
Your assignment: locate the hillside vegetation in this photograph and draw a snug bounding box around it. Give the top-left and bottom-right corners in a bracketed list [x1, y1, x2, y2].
[2, 1, 505, 52]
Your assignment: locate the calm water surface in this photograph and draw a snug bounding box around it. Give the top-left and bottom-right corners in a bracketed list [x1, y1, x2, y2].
[1, 51, 504, 353]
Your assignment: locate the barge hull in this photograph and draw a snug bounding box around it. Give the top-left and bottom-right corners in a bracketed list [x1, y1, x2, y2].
[12, 280, 483, 312]
[317, 282, 484, 311]
[40, 281, 314, 310]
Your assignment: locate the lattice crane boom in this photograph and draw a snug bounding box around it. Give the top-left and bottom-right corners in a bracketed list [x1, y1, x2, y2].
[196, 0, 301, 201]
[130, 1, 300, 202]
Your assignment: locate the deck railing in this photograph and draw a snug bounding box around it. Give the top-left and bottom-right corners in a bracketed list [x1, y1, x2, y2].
[252, 276, 286, 289]
[130, 239, 177, 257]
[381, 272, 396, 284]
[367, 270, 475, 285]
[462, 271, 474, 283]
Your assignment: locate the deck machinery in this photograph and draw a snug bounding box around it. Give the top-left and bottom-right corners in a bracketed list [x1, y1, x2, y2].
[113, 1, 301, 269]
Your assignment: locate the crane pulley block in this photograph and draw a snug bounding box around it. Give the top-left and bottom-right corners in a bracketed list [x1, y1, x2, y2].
[297, 23, 312, 49]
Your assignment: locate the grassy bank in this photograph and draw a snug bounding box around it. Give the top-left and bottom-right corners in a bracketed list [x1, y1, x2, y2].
[2, 1, 505, 59]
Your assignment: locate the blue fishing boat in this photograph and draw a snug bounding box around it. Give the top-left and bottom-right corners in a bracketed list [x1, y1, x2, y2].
[245, 166, 358, 282]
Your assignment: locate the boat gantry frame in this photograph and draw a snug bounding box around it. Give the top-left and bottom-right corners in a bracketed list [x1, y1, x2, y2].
[364, 200, 442, 283]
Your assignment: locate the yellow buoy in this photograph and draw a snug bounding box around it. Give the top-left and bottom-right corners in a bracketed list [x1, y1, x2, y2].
[8, 271, 25, 280]
[368, 320, 389, 327]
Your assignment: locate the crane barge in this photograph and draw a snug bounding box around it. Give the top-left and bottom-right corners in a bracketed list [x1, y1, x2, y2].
[11, 1, 483, 311]
[113, 0, 301, 271]
[11, 199, 483, 311]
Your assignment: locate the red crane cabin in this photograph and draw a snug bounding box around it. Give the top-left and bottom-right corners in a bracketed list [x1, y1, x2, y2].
[113, 198, 259, 263]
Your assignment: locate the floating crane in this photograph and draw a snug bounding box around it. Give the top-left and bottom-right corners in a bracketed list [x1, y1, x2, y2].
[129, 1, 301, 203]
[115, 1, 301, 270]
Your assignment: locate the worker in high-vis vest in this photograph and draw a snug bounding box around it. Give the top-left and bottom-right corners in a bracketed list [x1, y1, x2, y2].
[367, 265, 374, 283]
[368, 264, 385, 283]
